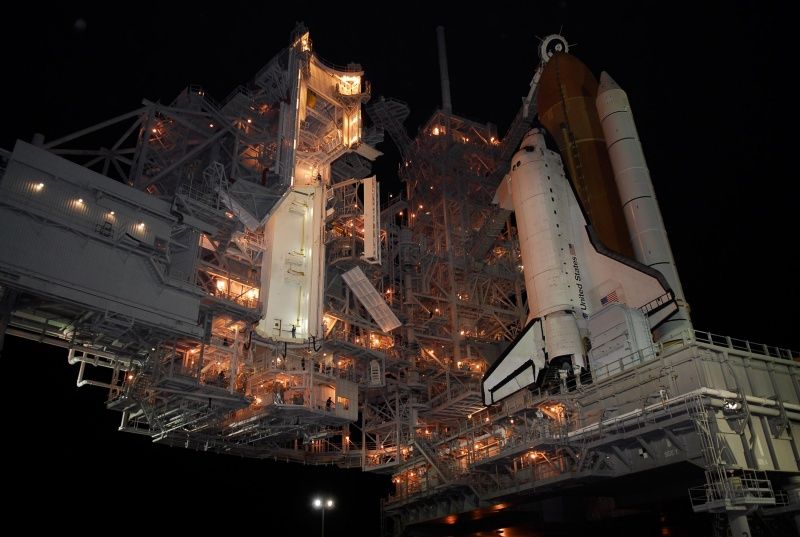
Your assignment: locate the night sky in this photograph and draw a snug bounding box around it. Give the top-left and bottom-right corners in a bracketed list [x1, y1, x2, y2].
[2, 3, 796, 536]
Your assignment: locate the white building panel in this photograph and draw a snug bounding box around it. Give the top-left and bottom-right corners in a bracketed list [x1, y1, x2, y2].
[0, 142, 206, 338]
[361, 176, 380, 264]
[341, 266, 400, 332]
[256, 187, 324, 341]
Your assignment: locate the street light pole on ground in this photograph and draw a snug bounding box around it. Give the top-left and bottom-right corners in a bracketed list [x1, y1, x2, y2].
[313, 496, 334, 537]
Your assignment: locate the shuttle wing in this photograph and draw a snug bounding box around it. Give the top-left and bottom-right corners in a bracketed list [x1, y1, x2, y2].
[482, 319, 546, 405]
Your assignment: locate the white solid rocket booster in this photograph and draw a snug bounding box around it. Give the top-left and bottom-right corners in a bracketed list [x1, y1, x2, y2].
[596, 72, 691, 339]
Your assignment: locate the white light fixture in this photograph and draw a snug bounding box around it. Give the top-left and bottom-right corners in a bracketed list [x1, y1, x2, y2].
[312, 496, 334, 537]
[723, 400, 743, 413]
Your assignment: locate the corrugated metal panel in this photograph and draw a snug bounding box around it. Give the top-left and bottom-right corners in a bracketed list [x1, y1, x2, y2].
[341, 266, 400, 332]
[1, 164, 157, 245]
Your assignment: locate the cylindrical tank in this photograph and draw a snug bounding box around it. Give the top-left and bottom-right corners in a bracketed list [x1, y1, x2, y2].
[595, 71, 691, 339]
[537, 52, 634, 258]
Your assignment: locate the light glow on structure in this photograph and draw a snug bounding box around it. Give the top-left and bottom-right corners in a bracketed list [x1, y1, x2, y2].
[216, 279, 226, 291]
[337, 75, 361, 96]
[297, 31, 311, 52]
[34, 182, 44, 192]
[527, 450, 546, 460]
[342, 111, 360, 147]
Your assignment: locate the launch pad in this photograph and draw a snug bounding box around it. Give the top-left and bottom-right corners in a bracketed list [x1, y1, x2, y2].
[0, 24, 798, 537]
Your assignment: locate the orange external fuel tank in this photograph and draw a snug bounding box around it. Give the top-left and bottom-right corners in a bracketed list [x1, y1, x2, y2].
[536, 52, 634, 258]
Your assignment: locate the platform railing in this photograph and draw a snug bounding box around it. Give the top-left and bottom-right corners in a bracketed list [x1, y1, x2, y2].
[692, 329, 797, 361]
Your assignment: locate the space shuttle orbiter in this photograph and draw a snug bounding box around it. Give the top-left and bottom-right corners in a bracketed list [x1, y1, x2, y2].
[482, 43, 690, 406]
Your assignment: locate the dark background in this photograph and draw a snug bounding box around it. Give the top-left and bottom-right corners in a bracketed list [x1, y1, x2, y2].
[1, 3, 796, 536]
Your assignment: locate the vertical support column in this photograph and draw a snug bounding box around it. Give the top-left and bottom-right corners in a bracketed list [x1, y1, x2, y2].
[132, 107, 155, 189]
[727, 512, 751, 537]
[0, 289, 18, 357]
[441, 193, 461, 363]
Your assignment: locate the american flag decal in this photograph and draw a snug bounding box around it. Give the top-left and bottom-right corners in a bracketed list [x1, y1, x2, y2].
[568, 243, 575, 256]
[601, 289, 619, 306]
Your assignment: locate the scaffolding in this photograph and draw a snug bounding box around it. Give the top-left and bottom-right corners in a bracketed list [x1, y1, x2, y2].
[0, 25, 799, 537]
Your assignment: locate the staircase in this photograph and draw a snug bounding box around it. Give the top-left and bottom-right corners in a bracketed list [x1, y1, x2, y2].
[469, 206, 511, 260]
[412, 437, 452, 483]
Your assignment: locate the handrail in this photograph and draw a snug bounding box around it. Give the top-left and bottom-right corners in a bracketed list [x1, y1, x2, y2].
[691, 329, 797, 361]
